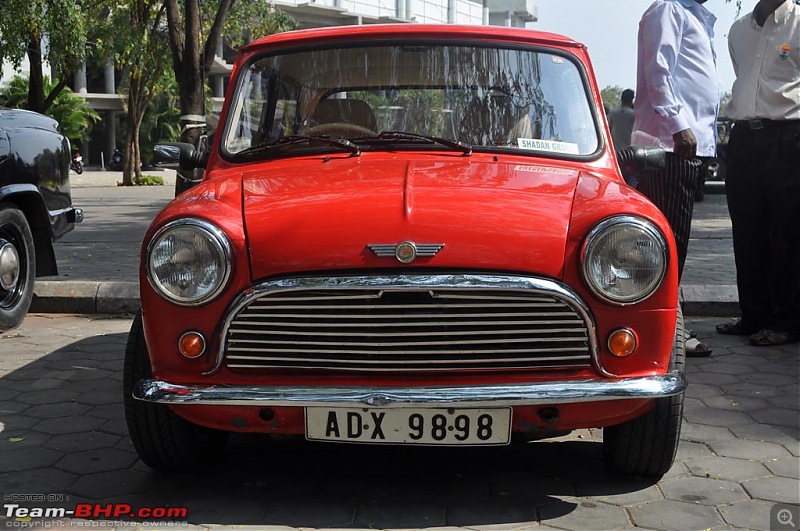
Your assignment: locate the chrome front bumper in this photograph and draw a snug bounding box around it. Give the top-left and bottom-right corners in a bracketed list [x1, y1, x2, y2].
[134, 372, 686, 407]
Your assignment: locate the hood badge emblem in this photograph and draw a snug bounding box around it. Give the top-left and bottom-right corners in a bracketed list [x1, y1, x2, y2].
[367, 241, 444, 264]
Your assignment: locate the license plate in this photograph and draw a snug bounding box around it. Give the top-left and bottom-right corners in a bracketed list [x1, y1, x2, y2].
[305, 407, 511, 445]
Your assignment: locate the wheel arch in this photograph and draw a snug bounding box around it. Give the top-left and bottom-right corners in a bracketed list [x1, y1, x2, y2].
[0, 186, 58, 277]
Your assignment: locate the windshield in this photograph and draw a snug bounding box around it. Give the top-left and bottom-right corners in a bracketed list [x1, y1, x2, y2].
[223, 43, 599, 158]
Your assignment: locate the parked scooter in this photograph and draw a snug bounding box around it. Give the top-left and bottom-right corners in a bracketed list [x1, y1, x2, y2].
[70, 152, 84, 174]
[109, 148, 123, 171]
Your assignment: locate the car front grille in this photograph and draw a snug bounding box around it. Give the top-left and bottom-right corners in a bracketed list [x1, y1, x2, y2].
[219, 275, 595, 373]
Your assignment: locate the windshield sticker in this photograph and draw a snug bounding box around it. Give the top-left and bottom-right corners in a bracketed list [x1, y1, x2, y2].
[517, 138, 580, 154]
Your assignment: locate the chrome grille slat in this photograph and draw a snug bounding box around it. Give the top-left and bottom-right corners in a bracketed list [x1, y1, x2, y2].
[228, 327, 582, 338]
[227, 355, 587, 364]
[229, 318, 582, 329]
[228, 336, 587, 347]
[228, 360, 583, 372]
[232, 311, 577, 319]
[222, 281, 593, 372]
[227, 346, 588, 355]
[245, 302, 565, 310]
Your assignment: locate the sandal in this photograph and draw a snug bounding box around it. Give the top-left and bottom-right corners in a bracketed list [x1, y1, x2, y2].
[749, 329, 799, 347]
[685, 337, 713, 357]
[716, 319, 760, 336]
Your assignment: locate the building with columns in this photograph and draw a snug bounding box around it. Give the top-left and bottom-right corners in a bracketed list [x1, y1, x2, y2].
[10, 0, 537, 166]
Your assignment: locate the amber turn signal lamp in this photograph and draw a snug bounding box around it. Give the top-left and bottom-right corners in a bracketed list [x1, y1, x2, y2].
[178, 331, 206, 359]
[607, 328, 637, 357]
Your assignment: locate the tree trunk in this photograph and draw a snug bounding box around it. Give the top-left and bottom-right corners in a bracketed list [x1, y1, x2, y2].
[25, 35, 67, 115]
[174, 67, 205, 196]
[122, 126, 136, 186]
[121, 120, 145, 184]
[122, 71, 153, 186]
[26, 37, 46, 113]
[167, 0, 235, 197]
[132, 119, 143, 182]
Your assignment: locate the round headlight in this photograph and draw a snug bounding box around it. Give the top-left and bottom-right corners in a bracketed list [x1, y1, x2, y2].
[582, 216, 668, 304]
[147, 219, 232, 305]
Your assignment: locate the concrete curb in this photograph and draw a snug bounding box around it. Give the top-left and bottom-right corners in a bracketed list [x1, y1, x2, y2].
[32, 280, 741, 317]
[32, 281, 140, 315]
[680, 284, 741, 317]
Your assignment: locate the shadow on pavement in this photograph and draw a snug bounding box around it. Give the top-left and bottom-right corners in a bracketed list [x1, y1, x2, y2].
[0, 331, 662, 528]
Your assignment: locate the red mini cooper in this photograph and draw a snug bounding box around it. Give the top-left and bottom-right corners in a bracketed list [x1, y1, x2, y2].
[125, 24, 685, 476]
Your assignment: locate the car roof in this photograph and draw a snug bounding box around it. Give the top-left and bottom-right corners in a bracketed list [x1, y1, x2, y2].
[243, 24, 585, 54]
[0, 108, 59, 132]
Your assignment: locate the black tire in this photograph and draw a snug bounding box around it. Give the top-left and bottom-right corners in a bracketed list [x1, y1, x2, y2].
[123, 310, 229, 471]
[716, 158, 726, 181]
[603, 306, 685, 477]
[74, 164, 83, 175]
[0, 204, 36, 332]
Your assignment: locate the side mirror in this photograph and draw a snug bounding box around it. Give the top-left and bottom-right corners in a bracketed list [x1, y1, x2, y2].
[616, 146, 666, 175]
[153, 142, 207, 171]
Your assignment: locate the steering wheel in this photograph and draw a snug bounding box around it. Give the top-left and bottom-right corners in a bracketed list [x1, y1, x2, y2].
[304, 122, 377, 138]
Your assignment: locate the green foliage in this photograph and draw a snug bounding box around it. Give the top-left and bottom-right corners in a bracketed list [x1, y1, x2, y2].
[601, 86, 625, 113]
[138, 71, 182, 165]
[0, 75, 100, 146]
[0, 0, 86, 83]
[133, 174, 165, 186]
[224, 1, 299, 49]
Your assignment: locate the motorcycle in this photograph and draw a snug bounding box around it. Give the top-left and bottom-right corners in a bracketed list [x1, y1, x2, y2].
[110, 148, 123, 171]
[70, 152, 84, 174]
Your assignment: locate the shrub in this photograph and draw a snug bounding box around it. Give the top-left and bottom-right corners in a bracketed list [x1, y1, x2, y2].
[133, 174, 165, 186]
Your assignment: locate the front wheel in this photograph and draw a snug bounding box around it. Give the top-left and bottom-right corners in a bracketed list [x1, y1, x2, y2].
[603, 307, 685, 476]
[123, 310, 229, 471]
[0, 204, 36, 332]
[72, 163, 83, 175]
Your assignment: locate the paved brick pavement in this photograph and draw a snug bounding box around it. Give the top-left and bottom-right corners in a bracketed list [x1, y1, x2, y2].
[0, 314, 797, 530]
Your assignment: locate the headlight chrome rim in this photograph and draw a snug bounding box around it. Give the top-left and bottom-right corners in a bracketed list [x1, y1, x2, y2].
[581, 215, 668, 305]
[146, 218, 233, 306]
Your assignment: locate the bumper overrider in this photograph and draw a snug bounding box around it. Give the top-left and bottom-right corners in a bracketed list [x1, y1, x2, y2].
[133, 373, 686, 407]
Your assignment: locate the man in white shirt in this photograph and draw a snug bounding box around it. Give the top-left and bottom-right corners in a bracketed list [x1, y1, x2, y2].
[633, 0, 720, 355]
[716, 0, 800, 346]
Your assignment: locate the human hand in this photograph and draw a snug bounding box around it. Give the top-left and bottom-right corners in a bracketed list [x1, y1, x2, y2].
[672, 129, 697, 159]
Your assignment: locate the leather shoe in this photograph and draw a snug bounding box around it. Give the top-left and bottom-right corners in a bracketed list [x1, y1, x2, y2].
[716, 319, 760, 336]
[749, 329, 799, 347]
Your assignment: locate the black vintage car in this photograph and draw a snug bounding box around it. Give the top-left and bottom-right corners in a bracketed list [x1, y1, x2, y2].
[0, 108, 82, 331]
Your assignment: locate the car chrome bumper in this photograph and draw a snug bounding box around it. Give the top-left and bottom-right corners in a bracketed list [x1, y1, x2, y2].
[134, 372, 686, 408]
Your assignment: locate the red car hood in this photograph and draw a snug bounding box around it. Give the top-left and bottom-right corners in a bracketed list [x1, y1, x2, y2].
[242, 156, 580, 280]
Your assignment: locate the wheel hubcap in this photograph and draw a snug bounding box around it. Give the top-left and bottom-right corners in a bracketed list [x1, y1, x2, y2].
[0, 242, 20, 291]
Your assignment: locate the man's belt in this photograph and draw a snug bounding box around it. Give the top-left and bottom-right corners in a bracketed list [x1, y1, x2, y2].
[734, 118, 800, 130]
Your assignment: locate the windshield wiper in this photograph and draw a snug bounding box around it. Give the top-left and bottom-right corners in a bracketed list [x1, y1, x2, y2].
[359, 131, 472, 156]
[237, 135, 361, 157]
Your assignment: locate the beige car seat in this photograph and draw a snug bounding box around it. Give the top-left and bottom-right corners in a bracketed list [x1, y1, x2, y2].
[311, 99, 378, 131]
